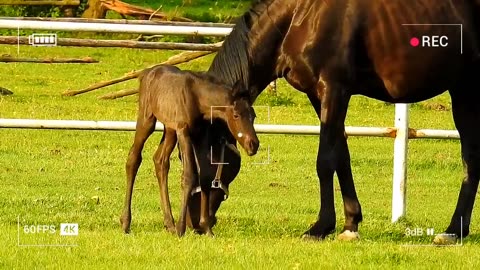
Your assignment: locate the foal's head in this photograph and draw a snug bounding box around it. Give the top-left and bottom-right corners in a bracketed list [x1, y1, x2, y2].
[225, 80, 259, 156]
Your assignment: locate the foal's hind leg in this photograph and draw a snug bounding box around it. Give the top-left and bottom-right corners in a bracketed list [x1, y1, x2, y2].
[434, 89, 480, 245]
[120, 113, 156, 233]
[153, 128, 177, 234]
[176, 124, 197, 237]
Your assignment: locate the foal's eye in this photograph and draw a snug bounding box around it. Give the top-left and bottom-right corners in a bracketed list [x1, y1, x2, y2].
[233, 114, 240, 119]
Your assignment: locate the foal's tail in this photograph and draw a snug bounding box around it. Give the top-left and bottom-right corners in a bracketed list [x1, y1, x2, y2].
[136, 66, 159, 121]
[137, 67, 153, 93]
[137, 64, 164, 93]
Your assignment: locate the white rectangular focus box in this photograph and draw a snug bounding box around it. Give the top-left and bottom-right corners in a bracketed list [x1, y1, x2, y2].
[60, 223, 79, 236]
[28, 33, 57, 46]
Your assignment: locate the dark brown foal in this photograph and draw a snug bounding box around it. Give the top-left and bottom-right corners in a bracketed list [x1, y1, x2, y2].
[120, 64, 259, 237]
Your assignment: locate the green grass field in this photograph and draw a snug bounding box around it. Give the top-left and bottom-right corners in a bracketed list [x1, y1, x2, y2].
[1, 19, 480, 269]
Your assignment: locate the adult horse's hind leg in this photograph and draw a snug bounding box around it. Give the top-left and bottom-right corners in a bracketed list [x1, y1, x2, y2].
[153, 127, 177, 234]
[176, 124, 197, 237]
[434, 88, 480, 244]
[120, 113, 156, 233]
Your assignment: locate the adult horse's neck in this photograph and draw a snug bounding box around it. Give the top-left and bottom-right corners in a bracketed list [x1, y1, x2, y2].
[208, 0, 296, 102]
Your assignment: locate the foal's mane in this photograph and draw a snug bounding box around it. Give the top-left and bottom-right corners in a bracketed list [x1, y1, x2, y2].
[208, 0, 275, 90]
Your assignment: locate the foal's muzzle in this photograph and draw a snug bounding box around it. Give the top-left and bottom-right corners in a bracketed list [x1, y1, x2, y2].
[246, 137, 259, 156]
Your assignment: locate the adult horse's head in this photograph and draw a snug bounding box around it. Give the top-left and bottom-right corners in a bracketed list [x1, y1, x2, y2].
[225, 80, 259, 156]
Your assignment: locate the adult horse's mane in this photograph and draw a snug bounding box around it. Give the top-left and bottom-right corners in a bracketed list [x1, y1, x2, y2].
[208, 0, 275, 90]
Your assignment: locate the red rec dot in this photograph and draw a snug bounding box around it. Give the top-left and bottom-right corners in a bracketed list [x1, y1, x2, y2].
[410, 37, 420, 47]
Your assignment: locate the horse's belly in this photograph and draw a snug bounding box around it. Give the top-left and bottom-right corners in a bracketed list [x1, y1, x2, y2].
[371, 50, 463, 101]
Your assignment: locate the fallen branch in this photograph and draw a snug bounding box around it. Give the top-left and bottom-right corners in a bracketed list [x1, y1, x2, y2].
[62, 45, 220, 97]
[0, 55, 98, 63]
[62, 73, 138, 96]
[97, 88, 137, 99]
[100, 0, 192, 22]
[0, 36, 221, 51]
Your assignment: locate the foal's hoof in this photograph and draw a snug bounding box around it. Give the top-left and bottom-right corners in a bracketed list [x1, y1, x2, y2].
[337, 230, 360, 241]
[119, 215, 131, 234]
[165, 226, 177, 235]
[120, 213, 132, 233]
[176, 225, 186, 237]
[433, 233, 458, 245]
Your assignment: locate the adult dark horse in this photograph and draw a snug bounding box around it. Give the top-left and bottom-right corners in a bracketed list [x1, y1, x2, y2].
[205, 0, 480, 244]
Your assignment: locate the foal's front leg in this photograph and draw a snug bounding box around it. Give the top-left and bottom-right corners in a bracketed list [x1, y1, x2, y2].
[199, 183, 214, 236]
[193, 143, 214, 236]
[176, 124, 197, 237]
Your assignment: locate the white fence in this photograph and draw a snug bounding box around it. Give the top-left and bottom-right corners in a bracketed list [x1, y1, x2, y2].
[0, 19, 233, 36]
[0, 19, 461, 222]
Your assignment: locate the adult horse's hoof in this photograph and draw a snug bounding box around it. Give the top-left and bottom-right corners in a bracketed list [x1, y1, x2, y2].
[433, 233, 458, 245]
[301, 233, 323, 241]
[301, 222, 335, 240]
[337, 230, 360, 241]
[0, 87, 13, 95]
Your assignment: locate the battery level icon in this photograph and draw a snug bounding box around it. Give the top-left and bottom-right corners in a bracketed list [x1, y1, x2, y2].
[28, 33, 57, 46]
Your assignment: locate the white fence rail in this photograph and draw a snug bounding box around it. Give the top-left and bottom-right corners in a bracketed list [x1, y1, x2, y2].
[0, 19, 233, 36]
[0, 117, 459, 138]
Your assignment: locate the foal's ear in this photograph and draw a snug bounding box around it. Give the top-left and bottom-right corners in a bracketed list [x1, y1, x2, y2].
[231, 80, 249, 100]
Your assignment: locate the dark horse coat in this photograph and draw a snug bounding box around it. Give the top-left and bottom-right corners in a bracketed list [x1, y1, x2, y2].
[202, 0, 480, 243]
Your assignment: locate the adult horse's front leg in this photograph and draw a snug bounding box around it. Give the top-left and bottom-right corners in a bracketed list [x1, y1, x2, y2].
[176, 124, 197, 237]
[302, 80, 361, 240]
[334, 131, 362, 241]
[434, 89, 480, 245]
